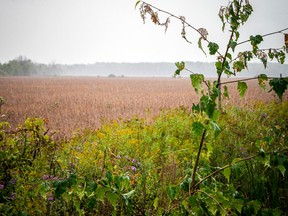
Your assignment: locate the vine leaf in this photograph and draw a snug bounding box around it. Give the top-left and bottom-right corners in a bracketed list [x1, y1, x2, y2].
[174, 61, 185, 76]
[237, 81, 248, 98]
[200, 95, 217, 118]
[210, 121, 221, 138]
[107, 191, 119, 209]
[223, 167, 231, 183]
[166, 186, 178, 201]
[190, 74, 204, 93]
[229, 40, 237, 52]
[208, 42, 219, 55]
[269, 78, 288, 101]
[257, 74, 268, 91]
[192, 121, 205, 137]
[250, 35, 263, 54]
[233, 61, 245, 72]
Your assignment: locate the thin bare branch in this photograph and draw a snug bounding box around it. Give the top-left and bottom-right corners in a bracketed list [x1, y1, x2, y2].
[237, 27, 288, 46]
[140, 1, 222, 56]
[194, 154, 260, 190]
[220, 76, 283, 85]
[194, 148, 288, 190]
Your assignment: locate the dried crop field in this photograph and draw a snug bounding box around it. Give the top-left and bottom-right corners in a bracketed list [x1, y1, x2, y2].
[0, 76, 283, 138]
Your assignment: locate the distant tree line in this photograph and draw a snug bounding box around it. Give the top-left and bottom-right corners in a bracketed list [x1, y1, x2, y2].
[0, 56, 62, 76]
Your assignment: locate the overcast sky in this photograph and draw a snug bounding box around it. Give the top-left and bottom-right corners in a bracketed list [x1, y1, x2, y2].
[0, 0, 287, 64]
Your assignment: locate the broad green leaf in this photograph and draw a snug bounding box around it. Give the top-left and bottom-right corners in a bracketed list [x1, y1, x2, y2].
[200, 95, 217, 118]
[182, 199, 188, 210]
[190, 73, 204, 93]
[269, 78, 288, 101]
[226, 53, 232, 61]
[275, 50, 286, 64]
[237, 81, 248, 98]
[233, 61, 245, 72]
[107, 191, 119, 209]
[208, 42, 219, 55]
[230, 198, 244, 213]
[257, 74, 268, 91]
[95, 187, 107, 203]
[250, 35, 263, 46]
[174, 61, 185, 76]
[224, 69, 234, 76]
[38, 182, 49, 199]
[209, 85, 220, 102]
[223, 167, 231, 183]
[235, 31, 240, 41]
[215, 61, 223, 75]
[192, 103, 200, 113]
[230, 41, 237, 52]
[166, 186, 178, 201]
[175, 61, 185, 70]
[210, 121, 221, 137]
[192, 121, 205, 137]
[198, 37, 207, 55]
[277, 165, 286, 177]
[250, 35, 263, 54]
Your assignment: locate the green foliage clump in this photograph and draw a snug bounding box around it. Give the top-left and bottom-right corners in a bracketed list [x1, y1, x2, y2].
[1, 102, 287, 215]
[0, 118, 60, 215]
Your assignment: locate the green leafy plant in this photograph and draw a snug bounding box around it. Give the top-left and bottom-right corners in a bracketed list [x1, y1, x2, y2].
[136, 0, 288, 214]
[1, 1, 287, 215]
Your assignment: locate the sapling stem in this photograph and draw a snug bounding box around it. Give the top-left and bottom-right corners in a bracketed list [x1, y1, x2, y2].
[191, 128, 206, 194]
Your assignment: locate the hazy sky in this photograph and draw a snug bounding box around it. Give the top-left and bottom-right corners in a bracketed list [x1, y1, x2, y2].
[0, 0, 287, 64]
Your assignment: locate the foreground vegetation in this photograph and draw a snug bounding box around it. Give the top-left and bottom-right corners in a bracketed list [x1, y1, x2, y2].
[1, 0, 287, 214]
[1, 101, 287, 215]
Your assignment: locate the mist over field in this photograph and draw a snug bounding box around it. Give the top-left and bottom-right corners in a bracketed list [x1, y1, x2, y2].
[58, 62, 288, 78]
[1, 59, 288, 78]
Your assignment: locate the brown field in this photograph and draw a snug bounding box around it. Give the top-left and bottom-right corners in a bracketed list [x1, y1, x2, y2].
[0, 76, 285, 138]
